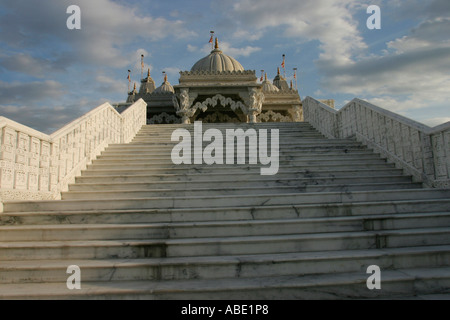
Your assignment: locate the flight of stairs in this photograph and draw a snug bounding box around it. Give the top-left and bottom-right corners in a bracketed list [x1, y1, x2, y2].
[1, 122, 449, 299]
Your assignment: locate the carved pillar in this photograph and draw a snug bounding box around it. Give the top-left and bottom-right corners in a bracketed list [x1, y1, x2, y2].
[289, 105, 303, 122]
[173, 88, 197, 124]
[246, 88, 265, 123]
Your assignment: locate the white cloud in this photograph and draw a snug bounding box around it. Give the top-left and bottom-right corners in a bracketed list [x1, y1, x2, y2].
[320, 16, 450, 111]
[232, 29, 263, 41]
[187, 44, 198, 52]
[0, 80, 64, 104]
[219, 42, 261, 57]
[223, 0, 367, 64]
[0, 0, 196, 69]
[161, 67, 182, 80]
[188, 40, 261, 58]
[422, 117, 450, 127]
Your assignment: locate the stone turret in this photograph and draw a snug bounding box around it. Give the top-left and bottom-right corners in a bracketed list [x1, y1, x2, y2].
[139, 69, 156, 94]
[273, 67, 290, 91]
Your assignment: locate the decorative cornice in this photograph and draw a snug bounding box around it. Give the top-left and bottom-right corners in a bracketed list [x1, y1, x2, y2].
[180, 70, 256, 76]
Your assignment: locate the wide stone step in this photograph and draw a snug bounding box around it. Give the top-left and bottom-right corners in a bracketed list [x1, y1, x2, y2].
[105, 140, 364, 149]
[69, 175, 413, 192]
[4, 189, 450, 213]
[1, 267, 448, 300]
[2, 212, 449, 242]
[1, 227, 449, 260]
[61, 182, 421, 200]
[95, 150, 379, 161]
[88, 157, 389, 168]
[131, 134, 327, 142]
[100, 145, 371, 157]
[138, 123, 316, 131]
[1, 246, 449, 284]
[161, 227, 450, 257]
[79, 164, 397, 177]
[1, 265, 449, 299]
[74, 168, 406, 184]
[2, 200, 449, 226]
[135, 131, 319, 137]
[137, 125, 317, 131]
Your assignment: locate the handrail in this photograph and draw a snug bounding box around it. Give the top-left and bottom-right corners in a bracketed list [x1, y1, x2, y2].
[303, 96, 450, 188]
[0, 99, 147, 206]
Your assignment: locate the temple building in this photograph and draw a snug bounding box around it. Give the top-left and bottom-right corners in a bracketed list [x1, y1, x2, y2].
[122, 38, 303, 124]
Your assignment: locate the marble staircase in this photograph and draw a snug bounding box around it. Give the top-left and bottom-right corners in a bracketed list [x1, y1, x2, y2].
[0, 122, 449, 299]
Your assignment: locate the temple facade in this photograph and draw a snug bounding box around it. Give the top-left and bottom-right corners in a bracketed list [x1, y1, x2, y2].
[123, 38, 303, 124]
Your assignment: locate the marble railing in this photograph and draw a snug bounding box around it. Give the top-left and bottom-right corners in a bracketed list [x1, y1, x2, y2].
[303, 96, 450, 188]
[0, 99, 147, 204]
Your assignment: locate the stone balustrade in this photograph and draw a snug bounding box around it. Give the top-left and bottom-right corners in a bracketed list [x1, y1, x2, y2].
[0, 99, 147, 204]
[303, 96, 450, 188]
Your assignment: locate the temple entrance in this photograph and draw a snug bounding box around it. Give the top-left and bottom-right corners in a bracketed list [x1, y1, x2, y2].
[188, 94, 249, 123]
[193, 106, 247, 123]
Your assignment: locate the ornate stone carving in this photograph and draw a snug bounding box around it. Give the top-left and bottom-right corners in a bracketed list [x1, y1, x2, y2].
[196, 111, 241, 123]
[0, 99, 147, 203]
[288, 105, 303, 122]
[173, 88, 196, 124]
[257, 110, 293, 122]
[246, 88, 265, 123]
[148, 112, 181, 124]
[303, 96, 450, 188]
[192, 94, 247, 114]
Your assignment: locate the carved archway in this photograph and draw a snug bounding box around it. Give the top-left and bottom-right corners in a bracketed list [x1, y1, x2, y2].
[191, 94, 248, 114]
[190, 94, 248, 123]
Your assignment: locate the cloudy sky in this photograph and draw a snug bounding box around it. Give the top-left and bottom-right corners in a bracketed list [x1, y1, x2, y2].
[0, 0, 449, 133]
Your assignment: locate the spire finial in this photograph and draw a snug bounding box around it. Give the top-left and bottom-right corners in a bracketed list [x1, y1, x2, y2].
[147, 68, 150, 77]
[277, 67, 280, 75]
[164, 73, 168, 82]
[133, 83, 136, 91]
[265, 73, 268, 81]
[215, 37, 219, 49]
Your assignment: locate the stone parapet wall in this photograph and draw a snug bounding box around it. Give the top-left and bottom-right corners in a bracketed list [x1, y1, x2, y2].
[303, 96, 450, 188]
[0, 99, 147, 204]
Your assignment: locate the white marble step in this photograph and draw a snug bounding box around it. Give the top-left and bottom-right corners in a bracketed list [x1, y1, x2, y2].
[96, 150, 379, 161]
[101, 146, 372, 157]
[105, 140, 365, 149]
[69, 175, 414, 191]
[2, 200, 448, 226]
[131, 135, 326, 142]
[87, 158, 390, 169]
[138, 124, 315, 131]
[1, 246, 449, 284]
[79, 164, 398, 177]
[4, 189, 450, 213]
[96, 151, 382, 159]
[61, 183, 422, 200]
[1, 266, 449, 299]
[1, 227, 449, 260]
[1, 212, 449, 242]
[75, 168, 406, 184]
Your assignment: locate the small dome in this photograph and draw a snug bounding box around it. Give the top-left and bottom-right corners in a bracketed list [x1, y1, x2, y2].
[191, 38, 244, 72]
[262, 73, 279, 93]
[153, 74, 174, 94]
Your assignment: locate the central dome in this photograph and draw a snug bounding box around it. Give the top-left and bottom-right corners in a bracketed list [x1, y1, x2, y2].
[191, 38, 244, 72]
